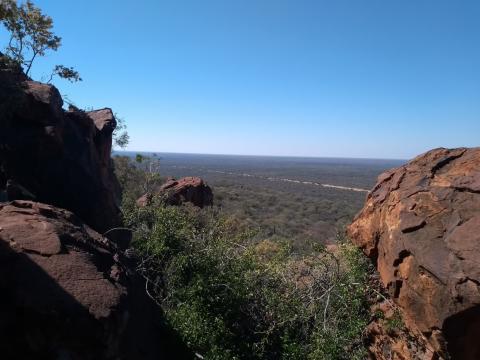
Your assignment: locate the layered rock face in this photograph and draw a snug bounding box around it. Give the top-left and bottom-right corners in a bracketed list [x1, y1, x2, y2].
[0, 63, 122, 237]
[137, 176, 213, 208]
[348, 147, 480, 359]
[0, 201, 127, 359]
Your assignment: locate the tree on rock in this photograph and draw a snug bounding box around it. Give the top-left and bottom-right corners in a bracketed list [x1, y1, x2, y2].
[0, 0, 80, 82]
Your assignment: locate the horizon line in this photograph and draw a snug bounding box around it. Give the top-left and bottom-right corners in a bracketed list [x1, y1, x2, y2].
[114, 149, 408, 162]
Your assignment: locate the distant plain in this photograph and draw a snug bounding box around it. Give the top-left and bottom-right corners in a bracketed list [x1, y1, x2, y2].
[116, 152, 405, 249]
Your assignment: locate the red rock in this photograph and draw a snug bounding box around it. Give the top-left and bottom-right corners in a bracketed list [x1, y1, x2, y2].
[365, 302, 437, 360]
[348, 147, 480, 360]
[137, 176, 213, 208]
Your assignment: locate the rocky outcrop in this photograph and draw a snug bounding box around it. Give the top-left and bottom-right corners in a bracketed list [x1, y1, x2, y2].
[348, 147, 480, 360]
[0, 200, 185, 359]
[0, 62, 122, 239]
[0, 200, 127, 359]
[137, 176, 213, 208]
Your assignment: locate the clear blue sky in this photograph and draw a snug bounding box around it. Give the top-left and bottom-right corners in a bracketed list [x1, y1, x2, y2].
[2, 0, 479, 159]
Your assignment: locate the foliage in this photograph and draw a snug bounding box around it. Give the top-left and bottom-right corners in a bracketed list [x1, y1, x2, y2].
[48, 64, 82, 83]
[0, 0, 80, 80]
[114, 156, 147, 201]
[135, 154, 162, 193]
[112, 113, 129, 149]
[113, 155, 163, 201]
[125, 198, 372, 359]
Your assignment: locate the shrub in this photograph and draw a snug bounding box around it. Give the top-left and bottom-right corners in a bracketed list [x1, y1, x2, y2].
[126, 200, 371, 359]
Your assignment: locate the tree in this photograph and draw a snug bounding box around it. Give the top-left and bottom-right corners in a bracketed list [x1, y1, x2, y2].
[0, 0, 80, 81]
[0, 1, 8, 20]
[134, 154, 161, 193]
[113, 113, 129, 149]
[47, 64, 82, 84]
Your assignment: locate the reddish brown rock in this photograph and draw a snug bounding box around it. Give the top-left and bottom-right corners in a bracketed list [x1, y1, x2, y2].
[348, 147, 480, 360]
[0, 201, 127, 359]
[0, 63, 122, 240]
[365, 301, 437, 360]
[137, 176, 213, 208]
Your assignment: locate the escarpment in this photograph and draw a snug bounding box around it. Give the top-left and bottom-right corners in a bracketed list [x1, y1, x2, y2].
[348, 147, 480, 360]
[0, 58, 122, 237]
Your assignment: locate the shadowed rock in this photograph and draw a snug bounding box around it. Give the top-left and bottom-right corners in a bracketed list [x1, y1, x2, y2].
[0, 56, 192, 359]
[0, 200, 192, 359]
[0, 64, 122, 241]
[0, 200, 127, 359]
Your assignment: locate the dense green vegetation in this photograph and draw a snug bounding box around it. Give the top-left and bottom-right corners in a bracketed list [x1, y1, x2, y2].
[116, 156, 374, 359]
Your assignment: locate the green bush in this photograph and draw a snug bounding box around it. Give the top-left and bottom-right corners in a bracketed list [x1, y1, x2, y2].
[125, 200, 371, 359]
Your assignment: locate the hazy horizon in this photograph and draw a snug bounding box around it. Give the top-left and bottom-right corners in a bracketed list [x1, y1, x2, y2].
[115, 149, 409, 162]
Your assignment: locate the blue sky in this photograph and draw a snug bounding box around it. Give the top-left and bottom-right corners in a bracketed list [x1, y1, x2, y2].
[1, 0, 479, 159]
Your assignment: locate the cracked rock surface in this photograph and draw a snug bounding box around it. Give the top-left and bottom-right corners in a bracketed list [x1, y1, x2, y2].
[348, 147, 480, 360]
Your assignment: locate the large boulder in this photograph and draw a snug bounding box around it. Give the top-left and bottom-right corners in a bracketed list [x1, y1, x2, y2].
[0, 65, 122, 239]
[137, 176, 213, 208]
[348, 147, 480, 360]
[0, 200, 127, 359]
